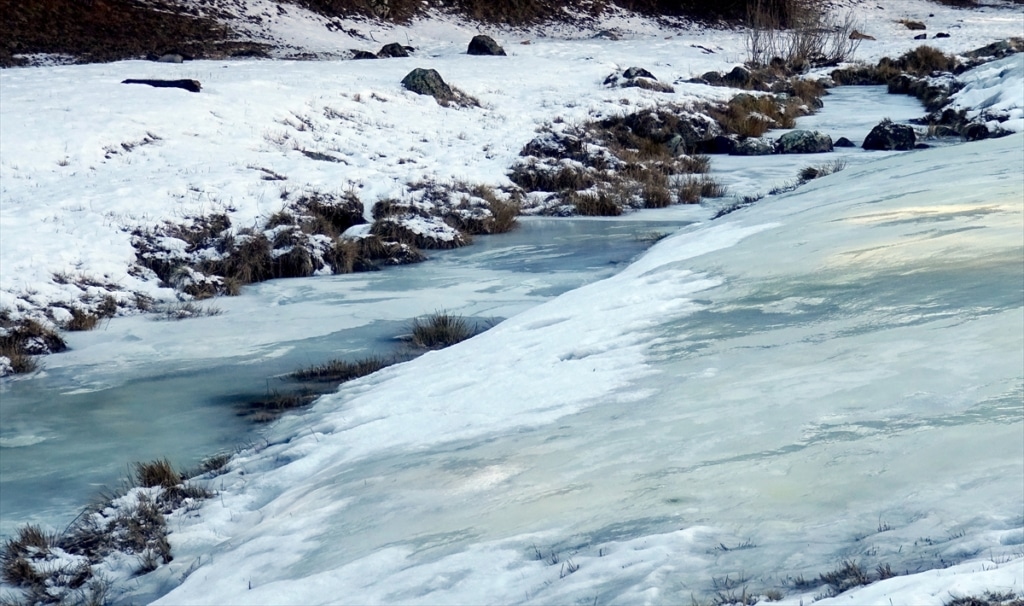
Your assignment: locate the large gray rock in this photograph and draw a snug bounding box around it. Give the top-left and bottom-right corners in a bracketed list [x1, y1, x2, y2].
[732, 137, 775, 156]
[862, 120, 916, 150]
[378, 43, 411, 58]
[467, 35, 506, 56]
[775, 130, 833, 154]
[401, 68, 454, 103]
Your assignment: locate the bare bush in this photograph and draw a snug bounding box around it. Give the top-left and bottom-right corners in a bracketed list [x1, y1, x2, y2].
[747, 1, 861, 69]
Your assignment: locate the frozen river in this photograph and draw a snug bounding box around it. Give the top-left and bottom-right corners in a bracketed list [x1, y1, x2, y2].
[0, 215, 694, 539]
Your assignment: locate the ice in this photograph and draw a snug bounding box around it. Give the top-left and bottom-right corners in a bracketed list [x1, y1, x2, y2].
[148, 134, 1023, 606]
[0, 216, 694, 539]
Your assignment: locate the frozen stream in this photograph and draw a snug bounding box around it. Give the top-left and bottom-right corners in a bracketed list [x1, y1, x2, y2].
[1, 87, 935, 546]
[0, 216, 695, 539]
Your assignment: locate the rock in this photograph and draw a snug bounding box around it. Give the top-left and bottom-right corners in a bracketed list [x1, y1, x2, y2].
[352, 50, 378, 60]
[862, 120, 916, 150]
[731, 137, 775, 156]
[834, 136, 856, 147]
[695, 135, 738, 155]
[914, 33, 927, 40]
[964, 39, 1024, 61]
[849, 30, 876, 41]
[914, 143, 931, 149]
[467, 35, 506, 56]
[122, 78, 201, 93]
[623, 66, 656, 80]
[723, 66, 752, 88]
[935, 32, 950, 39]
[701, 71, 724, 85]
[963, 123, 990, 141]
[775, 130, 833, 154]
[592, 30, 620, 41]
[932, 125, 959, 137]
[902, 20, 926, 31]
[378, 43, 411, 58]
[156, 53, 183, 63]
[401, 68, 454, 103]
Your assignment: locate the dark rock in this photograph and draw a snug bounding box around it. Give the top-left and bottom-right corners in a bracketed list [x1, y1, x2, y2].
[401, 68, 454, 103]
[963, 123, 990, 141]
[122, 78, 201, 93]
[834, 136, 856, 148]
[592, 30, 620, 41]
[467, 35, 506, 56]
[935, 32, 950, 39]
[723, 66, 752, 88]
[964, 39, 1024, 61]
[902, 20, 926, 30]
[623, 66, 656, 80]
[695, 135, 738, 155]
[914, 34, 927, 40]
[932, 125, 959, 137]
[701, 71, 724, 85]
[914, 143, 931, 149]
[352, 50, 378, 60]
[863, 120, 916, 150]
[687, 77, 711, 85]
[775, 130, 833, 154]
[731, 137, 775, 156]
[378, 43, 411, 58]
[849, 30, 876, 41]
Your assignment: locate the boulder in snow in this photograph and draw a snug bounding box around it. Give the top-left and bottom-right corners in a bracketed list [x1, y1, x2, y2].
[732, 137, 775, 156]
[467, 35, 506, 56]
[378, 43, 412, 58]
[401, 68, 454, 102]
[775, 130, 833, 154]
[863, 120, 916, 150]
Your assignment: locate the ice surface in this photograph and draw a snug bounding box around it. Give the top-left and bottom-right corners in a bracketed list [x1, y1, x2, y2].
[0, 216, 693, 539]
[147, 135, 1022, 606]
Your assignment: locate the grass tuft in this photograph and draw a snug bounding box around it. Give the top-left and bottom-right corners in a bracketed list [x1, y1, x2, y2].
[133, 459, 182, 489]
[292, 355, 392, 382]
[410, 311, 475, 349]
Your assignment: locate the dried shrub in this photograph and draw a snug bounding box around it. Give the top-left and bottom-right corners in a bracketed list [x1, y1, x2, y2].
[679, 176, 727, 203]
[410, 311, 475, 349]
[747, 1, 861, 69]
[64, 308, 100, 331]
[133, 459, 181, 490]
[292, 355, 391, 382]
[570, 190, 624, 216]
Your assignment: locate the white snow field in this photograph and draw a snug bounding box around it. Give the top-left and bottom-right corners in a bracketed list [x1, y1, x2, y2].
[1, 0, 1023, 604]
[144, 131, 1023, 606]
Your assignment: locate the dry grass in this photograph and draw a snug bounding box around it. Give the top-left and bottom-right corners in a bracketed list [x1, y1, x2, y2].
[133, 459, 182, 490]
[570, 190, 625, 216]
[64, 308, 100, 331]
[410, 311, 475, 349]
[292, 355, 392, 382]
[798, 158, 847, 181]
[679, 176, 728, 203]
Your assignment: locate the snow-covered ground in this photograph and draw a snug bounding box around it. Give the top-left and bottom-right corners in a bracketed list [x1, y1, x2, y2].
[143, 130, 1023, 606]
[1, 0, 1023, 604]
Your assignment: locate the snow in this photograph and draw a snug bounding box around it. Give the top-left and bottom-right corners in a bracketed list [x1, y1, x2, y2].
[950, 53, 1024, 133]
[1, 0, 1023, 603]
[140, 131, 1023, 606]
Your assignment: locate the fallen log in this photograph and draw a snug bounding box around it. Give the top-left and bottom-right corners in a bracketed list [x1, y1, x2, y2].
[122, 78, 201, 93]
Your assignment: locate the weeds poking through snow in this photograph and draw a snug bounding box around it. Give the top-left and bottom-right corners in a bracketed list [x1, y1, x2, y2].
[154, 301, 223, 321]
[291, 355, 392, 382]
[1, 457, 216, 604]
[410, 311, 475, 349]
[798, 158, 848, 182]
